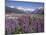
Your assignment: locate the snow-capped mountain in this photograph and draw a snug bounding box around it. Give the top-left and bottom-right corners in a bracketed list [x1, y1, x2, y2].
[7, 6, 35, 13]
[32, 7, 44, 14]
[16, 7, 35, 13]
[8, 6, 34, 11]
[5, 6, 44, 14]
[16, 7, 35, 11]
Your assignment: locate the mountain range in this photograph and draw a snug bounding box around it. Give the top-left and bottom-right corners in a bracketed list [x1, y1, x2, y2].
[5, 6, 44, 14]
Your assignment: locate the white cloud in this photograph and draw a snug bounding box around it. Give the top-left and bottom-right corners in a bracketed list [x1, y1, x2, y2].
[16, 7, 35, 12]
[8, 5, 15, 8]
[16, 7, 24, 10]
[25, 8, 35, 11]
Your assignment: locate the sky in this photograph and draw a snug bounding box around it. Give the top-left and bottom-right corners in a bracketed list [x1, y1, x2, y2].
[5, 0, 44, 9]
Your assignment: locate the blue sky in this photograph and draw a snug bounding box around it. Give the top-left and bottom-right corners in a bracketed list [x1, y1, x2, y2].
[5, 0, 44, 9]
